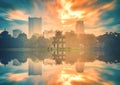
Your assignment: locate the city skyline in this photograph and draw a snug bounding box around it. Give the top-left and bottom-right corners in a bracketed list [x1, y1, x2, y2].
[0, 0, 119, 36]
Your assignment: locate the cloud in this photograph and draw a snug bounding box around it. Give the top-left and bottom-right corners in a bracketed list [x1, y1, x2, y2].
[0, 0, 119, 36]
[36, 0, 116, 34]
[35, 0, 116, 35]
[7, 10, 29, 21]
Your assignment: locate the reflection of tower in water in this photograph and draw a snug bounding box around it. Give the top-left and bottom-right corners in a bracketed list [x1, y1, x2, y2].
[75, 61, 85, 73]
[28, 59, 42, 75]
[52, 31, 65, 64]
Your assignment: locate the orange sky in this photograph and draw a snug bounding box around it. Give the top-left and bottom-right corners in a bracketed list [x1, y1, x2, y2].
[1, 0, 117, 36]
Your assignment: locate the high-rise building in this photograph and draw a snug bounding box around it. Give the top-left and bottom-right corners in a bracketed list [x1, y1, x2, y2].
[13, 29, 22, 38]
[75, 20, 84, 35]
[29, 17, 42, 37]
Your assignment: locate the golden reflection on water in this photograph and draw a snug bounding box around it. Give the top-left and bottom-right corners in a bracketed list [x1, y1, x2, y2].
[57, 68, 84, 85]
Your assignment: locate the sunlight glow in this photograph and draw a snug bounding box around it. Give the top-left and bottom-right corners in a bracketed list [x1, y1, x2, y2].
[57, 70, 84, 85]
[57, 0, 85, 24]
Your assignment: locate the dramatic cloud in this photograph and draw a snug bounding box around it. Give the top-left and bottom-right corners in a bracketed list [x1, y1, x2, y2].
[8, 10, 29, 21]
[0, 0, 119, 35]
[53, 0, 116, 34]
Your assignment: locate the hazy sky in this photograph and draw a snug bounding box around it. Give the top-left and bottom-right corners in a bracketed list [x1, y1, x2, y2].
[0, 0, 120, 35]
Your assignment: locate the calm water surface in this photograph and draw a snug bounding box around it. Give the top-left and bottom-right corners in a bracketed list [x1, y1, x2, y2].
[0, 51, 120, 85]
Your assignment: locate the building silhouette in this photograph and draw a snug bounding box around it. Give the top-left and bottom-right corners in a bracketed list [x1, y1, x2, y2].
[76, 20, 84, 35]
[13, 29, 22, 38]
[29, 17, 42, 37]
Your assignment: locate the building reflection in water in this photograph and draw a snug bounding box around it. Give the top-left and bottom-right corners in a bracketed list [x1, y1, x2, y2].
[0, 49, 120, 75]
[29, 59, 42, 75]
[75, 61, 85, 73]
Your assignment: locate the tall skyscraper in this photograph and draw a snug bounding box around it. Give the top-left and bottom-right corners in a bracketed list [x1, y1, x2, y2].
[29, 17, 42, 37]
[13, 29, 22, 38]
[75, 20, 84, 35]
